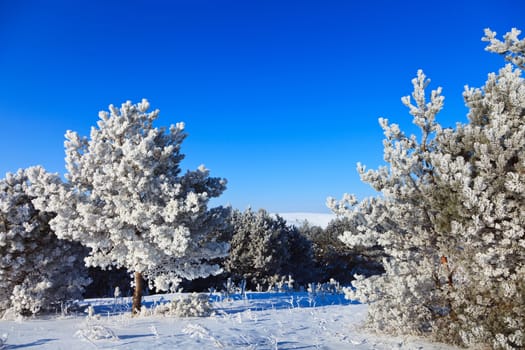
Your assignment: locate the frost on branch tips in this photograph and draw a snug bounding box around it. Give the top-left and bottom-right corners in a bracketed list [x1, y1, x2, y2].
[328, 28, 525, 349]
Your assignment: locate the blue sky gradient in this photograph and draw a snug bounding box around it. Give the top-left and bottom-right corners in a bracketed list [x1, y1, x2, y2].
[0, 0, 523, 212]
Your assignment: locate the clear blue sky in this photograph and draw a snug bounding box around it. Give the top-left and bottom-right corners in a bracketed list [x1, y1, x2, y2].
[0, 0, 523, 213]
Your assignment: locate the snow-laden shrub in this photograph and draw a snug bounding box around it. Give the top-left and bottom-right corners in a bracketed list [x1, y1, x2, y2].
[153, 293, 212, 317]
[328, 28, 525, 349]
[76, 324, 119, 342]
[0, 169, 90, 317]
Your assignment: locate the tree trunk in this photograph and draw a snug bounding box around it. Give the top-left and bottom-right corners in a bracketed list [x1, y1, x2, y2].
[132, 271, 144, 315]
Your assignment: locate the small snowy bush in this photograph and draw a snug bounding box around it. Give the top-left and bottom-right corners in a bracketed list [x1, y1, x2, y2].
[0, 168, 90, 317]
[153, 293, 212, 317]
[76, 324, 119, 342]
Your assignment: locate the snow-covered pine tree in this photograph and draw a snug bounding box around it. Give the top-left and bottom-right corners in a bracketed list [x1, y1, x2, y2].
[284, 222, 316, 287]
[302, 217, 384, 284]
[328, 28, 524, 349]
[28, 99, 229, 313]
[226, 209, 290, 289]
[225, 208, 314, 289]
[0, 168, 90, 317]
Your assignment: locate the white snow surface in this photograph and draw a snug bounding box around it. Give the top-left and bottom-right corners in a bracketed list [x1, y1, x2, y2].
[0, 292, 459, 349]
[278, 212, 335, 229]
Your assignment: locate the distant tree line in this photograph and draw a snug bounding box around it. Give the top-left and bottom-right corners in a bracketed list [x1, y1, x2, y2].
[183, 208, 384, 293]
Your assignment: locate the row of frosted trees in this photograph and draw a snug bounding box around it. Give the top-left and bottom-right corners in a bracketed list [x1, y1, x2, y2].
[0, 98, 379, 316]
[1, 28, 523, 349]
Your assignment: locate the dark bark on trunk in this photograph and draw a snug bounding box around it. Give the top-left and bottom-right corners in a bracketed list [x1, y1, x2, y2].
[132, 271, 144, 315]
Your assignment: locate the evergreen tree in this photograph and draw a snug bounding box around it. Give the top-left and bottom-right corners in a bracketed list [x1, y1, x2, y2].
[284, 224, 316, 287]
[29, 100, 229, 313]
[0, 168, 90, 316]
[302, 218, 383, 285]
[226, 209, 315, 289]
[328, 28, 525, 348]
[226, 209, 288, 289]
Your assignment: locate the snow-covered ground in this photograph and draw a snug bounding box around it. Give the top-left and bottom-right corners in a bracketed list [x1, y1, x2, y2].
[1, 292, 459, 349]
[278, 212, 335, 229]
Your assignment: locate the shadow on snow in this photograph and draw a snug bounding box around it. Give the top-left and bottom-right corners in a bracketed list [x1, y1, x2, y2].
[4, 338, 58, 349]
